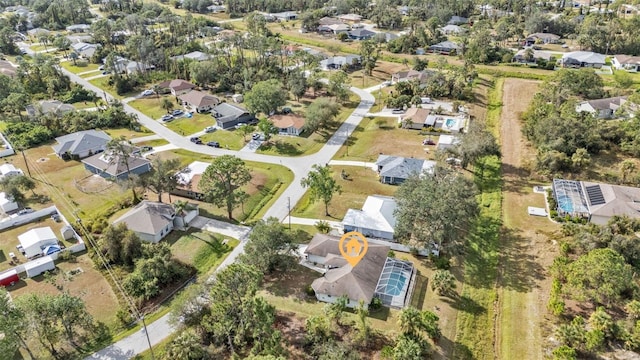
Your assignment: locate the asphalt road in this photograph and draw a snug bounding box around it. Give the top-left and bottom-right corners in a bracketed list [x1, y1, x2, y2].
[63, 66, 375, 359]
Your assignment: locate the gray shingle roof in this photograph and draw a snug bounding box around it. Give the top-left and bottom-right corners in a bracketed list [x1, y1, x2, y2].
[114, 201, 175, 236]
[376, 155, 435, 179]
[81, 151, 151, 177]
[52, 130, 111, 156]
[212, 102, 250, 124]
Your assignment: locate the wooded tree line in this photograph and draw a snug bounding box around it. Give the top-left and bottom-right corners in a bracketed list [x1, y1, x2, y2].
[522, 69, 639, 176]
[548, 216, 640, 358]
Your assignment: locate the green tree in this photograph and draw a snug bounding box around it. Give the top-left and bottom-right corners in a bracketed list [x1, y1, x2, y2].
[305, 315, 330, 344]
[240, 217, 296, 273]
[565, 248, 635, 305]
[257, 118, 277, 143]
[53, 36, 71, 56]
[163, 330, 205, 360]
[431, 269, 456, 296]
[552, 345, 577, 360]
[395, 166, 478, 252]
[107, 136, 139, 200]
[142, 157, 182, 202]
[161, 97, 175, 113]
[392, 335, 424, 360]
[0, 289, 33, 358]
[189, 61, 217, 88]
[455, 120, 501, 168]
[327, 70, 349, 102]
[100, 223, 142, 266]
[315, 220, 331, 234]
[614, 70, 633, 89]
[323, 295, 348, 329]
[620, 160, 636, 184]
[304, 97, 340, 133]
[198, 155, 251, 220]
[355, 300, 371, 345]
[244, 79, 287, 116]
[570, 148, 591, 171]
[300, 164, 342, 216]
[287, 70, 307, 101]
[240, 124, 255, 142]
[359, 40, 380, 76]
[626, 300, 640, 320]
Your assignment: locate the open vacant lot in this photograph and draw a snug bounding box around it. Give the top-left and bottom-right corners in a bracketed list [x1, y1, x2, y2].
[60, 61, 101, 74]
[292, 165, 396, 221]
[333, 116, 435, 161]
[165, 229, 239, 276]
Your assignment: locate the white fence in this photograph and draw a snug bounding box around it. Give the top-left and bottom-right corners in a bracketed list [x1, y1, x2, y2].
[0, 206, 86, 279]
[0, 132, 15, 158]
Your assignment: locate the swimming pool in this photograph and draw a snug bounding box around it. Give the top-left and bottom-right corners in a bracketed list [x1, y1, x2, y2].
[375, 258, 414, 307]
[557, 195, 574, 213]
[382, 273, 407, 296]
[445, 118, 456, 128]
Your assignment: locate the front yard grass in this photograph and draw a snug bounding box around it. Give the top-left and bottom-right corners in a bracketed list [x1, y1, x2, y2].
[102, 127, 153, 140]
[60, 61, 100, 74]
[128, 96, 176, 120]
[89, 76, 137, 100]
[200, 130, 245, 150]
[333, 116, 435, 162]
[165, 113, 216, 135]
[348, 61, 405, 88]
[165, 229, 238, 275]
[292, 165, 396, 221]
[153, 150, 294, 223]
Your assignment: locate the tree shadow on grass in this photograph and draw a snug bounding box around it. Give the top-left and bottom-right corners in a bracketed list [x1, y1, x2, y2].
[497, 226, 546, 292]
[441, 294, 486, 315]
[462, 215, 501, 289]
[369, 306, 390, 321]
[191, 233, 230, 256]
[260, 141, 303, 156]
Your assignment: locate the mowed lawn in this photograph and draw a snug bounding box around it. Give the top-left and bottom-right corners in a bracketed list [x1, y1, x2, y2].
[166, 113, 216, 136]
[333, 116, 435, 162]
[152, 149, 294, 223]
[292, 165, 396, 221]
[200, 129, 246, 150]
[165, 229, 239, 276]
[60, 61, 101, 74]
[348, 61, 405, 88]
[89, 76, 138, 100]
[257, 93, 361, 157]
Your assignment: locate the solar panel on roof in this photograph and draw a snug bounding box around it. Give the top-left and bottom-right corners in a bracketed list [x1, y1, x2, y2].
[586, 185, 605, 206]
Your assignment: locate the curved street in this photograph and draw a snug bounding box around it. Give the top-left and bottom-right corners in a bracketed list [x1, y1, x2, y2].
[64, 68, 376, 359]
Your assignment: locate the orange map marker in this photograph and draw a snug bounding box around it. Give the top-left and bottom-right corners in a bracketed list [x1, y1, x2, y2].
[339, 231, 368, 267]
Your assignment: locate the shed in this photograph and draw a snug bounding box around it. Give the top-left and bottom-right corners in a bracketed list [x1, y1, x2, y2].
[18, 227, 59, 258]
[0, 269, 19, 287]
[0, 192, 18, 213]
[61, 225, 75, 240]
[24, 256, 55, 278]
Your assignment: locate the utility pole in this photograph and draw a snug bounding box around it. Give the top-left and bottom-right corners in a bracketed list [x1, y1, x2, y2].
[21, 149, 31, 177]
[141, 315, 155, 360]
[287, 197, 291, 230]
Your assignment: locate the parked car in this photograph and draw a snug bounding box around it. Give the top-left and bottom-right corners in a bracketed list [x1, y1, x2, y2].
[207, 141, 220, 148]
[252, 133, 261, 140]
[421, 97, 433, 104]
[161, 114, 174, 122]
[141, 146, 153, 152]
[190, 137, 202, 144]
[247, 118, 259, 125]
[381, 80, 392, 87]
[101, 71, 108, 75]
[140, 89, 155, 97]
[391, 108, 405, 114]
[17, 207, 34, 215]
[98, 65, 104, 71]
[172, 109, 184, 116]
[16, 245, 25, 255]
[235, 123, 247, 129]
[204, 126, 216, 133]
[282, 107, 292, 114]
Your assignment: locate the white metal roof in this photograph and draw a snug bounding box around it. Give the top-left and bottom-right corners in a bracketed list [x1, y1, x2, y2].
[176, 161, 210, 185]
[343, 195, 397, 233]
[18, 227, 57, 249]
[24, 256, 54, 270]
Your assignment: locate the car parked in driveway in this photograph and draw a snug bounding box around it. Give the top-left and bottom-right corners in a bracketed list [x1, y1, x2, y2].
[204, 126, 216, 133]
[206, 141, 220, 147]
[391, 108, 405, 114]
[252, 133, 261, 140]
[161, 114, 174, 122]
[17, 207, 34, 215]
[140, 89, 155, 97]
[190, 137, 202, 144]
[172, 109, 184, 116]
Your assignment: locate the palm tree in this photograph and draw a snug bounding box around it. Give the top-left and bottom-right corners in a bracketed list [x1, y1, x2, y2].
[161, 98, 174, 114]
[398, 307, 423, 338]
[620, 160, 636, 184]
[163, 330, 205, 360]
[173, 200, 189, 228]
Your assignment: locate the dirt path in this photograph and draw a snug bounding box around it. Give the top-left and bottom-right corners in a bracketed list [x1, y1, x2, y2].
[496, 78, 558, 360]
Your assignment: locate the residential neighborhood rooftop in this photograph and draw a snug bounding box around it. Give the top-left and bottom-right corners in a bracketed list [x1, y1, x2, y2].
[114, 201, 175, 236]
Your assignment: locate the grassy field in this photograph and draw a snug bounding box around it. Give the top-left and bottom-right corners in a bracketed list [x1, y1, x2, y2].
[257, 93, 360, 157]
[102, 127, 154, 140]
[89, 76, 138, 100]
[333, 116, 435, 161]
[127, 96, 175, 120]
[200, 129, 246, 150]
[166, 113, 216, 135]
[134, 139, 170, 148]
[165, 229, 238, 275]
[292, 165, 397, 221]
[152, 150, 294, 223]
[60, 61, 101, 74]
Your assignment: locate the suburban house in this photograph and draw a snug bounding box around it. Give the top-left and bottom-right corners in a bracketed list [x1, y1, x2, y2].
[207, 4, 226, 13]
[270, 114, 305, 136]
[18, 227, 59, 259]
[305, 234, 415, 308]
[0, 164, 23, 179]
[319, 55, 361, 70]
[81, 150, 151, 180]
[436, 134, 461, 151]
[428, 41, 461, 55]
[71, 42, 99, 59]
[337, 13, 362, 23]
[618, 4, 640, 18]
[173, 161, 208, 200]
[0, 132, 15, 158]
[348, 29, 375, 40]
[106, 56, 155, 75]
[272, 11, 297, 21]
[52, 130, 111, 160]
[575, 96, 630, 119]
[391, 69, 437, 84]
[440, 24, 464, 35]
[158, 79, 196, 96]
[400, 107, 431, 130]
[169, 51, 212, 62]
[178, 91, 220, 113]
[321, 23, 350, 34]
[0, 192, 18, 213]
[560, 51, 606, 68]
[26, 100, 76, 117]
[27, 27, 50, 37]
[447, 15, 468, 25]
[0, 60, 18, 77]
[114, 201, 198, 243]
[375, 155, 437, 185]
[612, 54, 640, 72]
[343, 195, 397, 240]
[524, 32, 561, 45]
[552, 179, 640, 225]
[513, 49, 555, 63]
[211, 102, 255, 129]
[66, 24, 91, 33]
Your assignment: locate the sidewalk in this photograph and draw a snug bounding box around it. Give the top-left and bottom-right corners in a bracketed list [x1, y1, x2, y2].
[328, 160, 377, 170]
